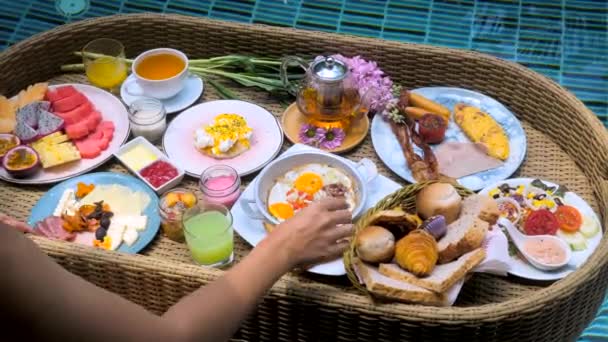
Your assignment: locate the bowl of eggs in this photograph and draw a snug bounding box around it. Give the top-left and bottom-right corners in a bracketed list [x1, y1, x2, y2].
[240, 151, 377, 225]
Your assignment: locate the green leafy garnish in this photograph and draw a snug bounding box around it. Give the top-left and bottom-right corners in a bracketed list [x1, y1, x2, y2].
[531, 179, 567, 198]
[553, 185, 569, 198]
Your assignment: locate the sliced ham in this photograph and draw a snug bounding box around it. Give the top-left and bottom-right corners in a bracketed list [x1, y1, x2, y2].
[55, 101, 93, 125]
[34, 217, 75, 241]
[52, 92, 88, 113]
[435, 142, 504, 179]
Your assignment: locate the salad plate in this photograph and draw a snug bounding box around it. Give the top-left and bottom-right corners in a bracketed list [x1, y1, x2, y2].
[480, 178, 602, 281]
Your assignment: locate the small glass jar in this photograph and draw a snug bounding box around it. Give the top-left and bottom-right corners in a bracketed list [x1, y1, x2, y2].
[199, 165, 241, 208]
[159, 188, 198, 242]
[128, 98, 167, 142]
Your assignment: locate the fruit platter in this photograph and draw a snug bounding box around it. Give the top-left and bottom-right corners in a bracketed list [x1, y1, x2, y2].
[0, 83, 130, 184]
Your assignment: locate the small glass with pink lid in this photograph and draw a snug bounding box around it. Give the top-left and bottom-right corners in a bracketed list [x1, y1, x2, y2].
[199, 165, 241, 208]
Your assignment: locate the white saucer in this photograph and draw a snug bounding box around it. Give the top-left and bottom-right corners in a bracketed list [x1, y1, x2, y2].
[120, 74, 204, 114]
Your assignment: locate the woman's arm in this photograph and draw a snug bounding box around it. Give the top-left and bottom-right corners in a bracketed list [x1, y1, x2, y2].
[1, 198, 352, 341]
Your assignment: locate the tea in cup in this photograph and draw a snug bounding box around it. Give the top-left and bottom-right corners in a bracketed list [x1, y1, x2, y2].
[125, 48, 189, 99]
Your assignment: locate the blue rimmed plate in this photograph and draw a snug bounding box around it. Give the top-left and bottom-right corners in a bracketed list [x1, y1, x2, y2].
[28, 172, 160, 254]
[371, 87, 527, 191]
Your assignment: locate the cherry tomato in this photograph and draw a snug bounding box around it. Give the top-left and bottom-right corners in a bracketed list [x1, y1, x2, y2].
[554, 205, 582, 232]
[524, 209, 559, 235]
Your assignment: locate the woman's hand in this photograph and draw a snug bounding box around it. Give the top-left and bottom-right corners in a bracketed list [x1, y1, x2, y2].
[0, 213, 33, 234]
[266, 198, 353, 269]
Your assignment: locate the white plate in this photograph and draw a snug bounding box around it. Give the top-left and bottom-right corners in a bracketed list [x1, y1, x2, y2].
[0, 84, 130, 185]
[479, 178, 603, 281]
[163, 100, 283, 177]
[231, 144, 402, 276]
[120, 74, 203, 114]
[371, 87, 527, 191]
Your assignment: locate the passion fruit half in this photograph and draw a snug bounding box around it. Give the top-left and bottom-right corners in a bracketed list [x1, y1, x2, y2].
[2, 145, 41, 178]
[0, 134, 21, 161]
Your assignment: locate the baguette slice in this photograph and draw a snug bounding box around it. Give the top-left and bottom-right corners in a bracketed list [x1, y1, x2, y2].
[353, 258, 448, 306]
[460, 194, 500, 226]
[437, 215, 488, 264]
[379, 248, 486, 293]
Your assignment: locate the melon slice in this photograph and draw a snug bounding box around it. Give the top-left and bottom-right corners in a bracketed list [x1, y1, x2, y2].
[0, 96, 16, 120]
[0, 96, 17, 133]
[15, 83, 48, 109]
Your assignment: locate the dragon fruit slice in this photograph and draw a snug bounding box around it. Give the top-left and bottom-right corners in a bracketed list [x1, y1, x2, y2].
[16, 102, 47, 128]
[14, 120, 39, 143]
[37, 110, 65, 137]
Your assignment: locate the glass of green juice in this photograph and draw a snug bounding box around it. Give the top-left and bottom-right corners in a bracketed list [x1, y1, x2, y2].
[183, 202, 234, 268]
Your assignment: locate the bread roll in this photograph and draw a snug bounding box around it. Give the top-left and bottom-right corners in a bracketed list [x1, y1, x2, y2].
[416, 183, 462, 224]
[356, 226, 395, 263]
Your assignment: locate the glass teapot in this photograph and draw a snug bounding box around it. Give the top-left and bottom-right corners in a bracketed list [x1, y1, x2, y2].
[281, 55, 366, 124]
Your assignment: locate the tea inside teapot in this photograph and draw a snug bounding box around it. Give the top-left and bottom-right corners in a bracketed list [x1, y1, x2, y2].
[281, 56, 367, 126]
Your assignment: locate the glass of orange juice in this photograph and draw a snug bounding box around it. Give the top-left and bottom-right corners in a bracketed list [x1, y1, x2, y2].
[82, 38, 128, 92]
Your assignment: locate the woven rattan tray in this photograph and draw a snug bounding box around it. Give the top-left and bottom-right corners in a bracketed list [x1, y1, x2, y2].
[1, 14, 607, 341]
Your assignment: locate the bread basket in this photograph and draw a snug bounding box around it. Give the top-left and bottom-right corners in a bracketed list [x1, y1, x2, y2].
[344, 180, 474, 293]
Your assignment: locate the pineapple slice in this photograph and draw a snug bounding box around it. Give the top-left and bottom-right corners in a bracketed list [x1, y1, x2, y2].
[32, 132, 70, 146]
[15, 82, 49, 109]
[31, 132, 81, 168]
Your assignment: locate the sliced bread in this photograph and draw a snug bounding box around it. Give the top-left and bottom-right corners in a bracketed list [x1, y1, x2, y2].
[379, 248, 486, 293]
[437, 215, 488, 264]
[352, 258, 448, 306]
[460, 194, 500, 226]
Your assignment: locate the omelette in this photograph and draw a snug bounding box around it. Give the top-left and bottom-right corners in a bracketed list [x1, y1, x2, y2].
[454, 103, 510, 160]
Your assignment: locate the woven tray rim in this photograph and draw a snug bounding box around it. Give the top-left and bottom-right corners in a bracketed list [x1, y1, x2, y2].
[1, 13, 607, 323]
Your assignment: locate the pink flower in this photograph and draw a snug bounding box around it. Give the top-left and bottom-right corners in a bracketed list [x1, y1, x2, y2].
[298, 124, 325, 146]
[331, 54, 393, 114]
[319, 127, 346, 150]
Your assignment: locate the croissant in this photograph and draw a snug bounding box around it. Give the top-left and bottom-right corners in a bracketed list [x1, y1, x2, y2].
[395, 230, 438, 277]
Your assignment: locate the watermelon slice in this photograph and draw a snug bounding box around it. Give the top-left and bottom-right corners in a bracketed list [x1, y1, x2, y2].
[37, 111, 65, 137]
[54, 101, 93, 125]
[74, 139, 101, 159]
[65, 121, 90, 140]
[55, 86, 77, 99]
[52, 92, 87, 113]
[85, 110, 102, 132]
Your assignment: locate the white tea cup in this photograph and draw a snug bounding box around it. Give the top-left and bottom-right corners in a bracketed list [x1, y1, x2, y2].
[125, 48, 188, 100]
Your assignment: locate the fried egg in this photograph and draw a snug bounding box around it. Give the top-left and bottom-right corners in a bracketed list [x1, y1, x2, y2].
[267, 164, 356, 222]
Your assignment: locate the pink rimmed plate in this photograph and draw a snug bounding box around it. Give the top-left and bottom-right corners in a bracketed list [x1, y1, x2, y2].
[162, 100, 283, 177]
[0, 84, 130, 185]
